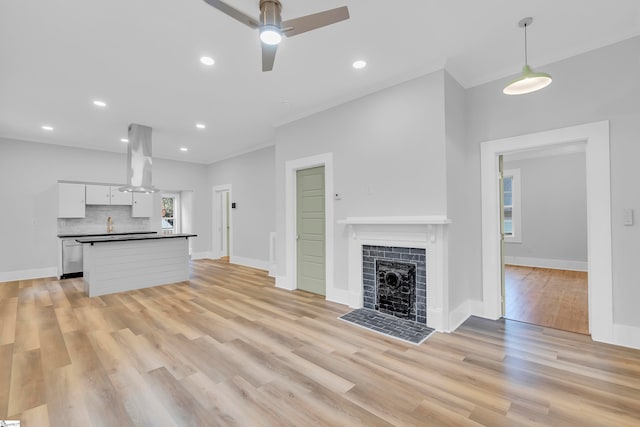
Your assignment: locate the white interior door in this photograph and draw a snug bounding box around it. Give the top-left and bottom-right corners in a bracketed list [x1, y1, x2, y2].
[220, 190, 230, 258]
[499, 155, 506, 316]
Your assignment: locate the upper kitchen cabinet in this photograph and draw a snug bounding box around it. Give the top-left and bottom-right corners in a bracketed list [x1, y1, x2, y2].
[86, 184, 110, 205]
[86, 184, 132, 205]
[58, 182, 86, 218]
[132, 192, 154, 217]
[110, 186, 133, 205]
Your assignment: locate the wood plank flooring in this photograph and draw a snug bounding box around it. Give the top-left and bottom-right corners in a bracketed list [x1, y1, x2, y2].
[505, 265, 589, 334]
[1, 259, 639, 426]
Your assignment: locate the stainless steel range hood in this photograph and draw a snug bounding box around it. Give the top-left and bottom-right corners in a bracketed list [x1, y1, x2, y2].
[119, 123, 157, 193]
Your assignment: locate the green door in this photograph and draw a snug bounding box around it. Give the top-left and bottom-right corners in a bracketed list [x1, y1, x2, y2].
[296, 166, 326, 295]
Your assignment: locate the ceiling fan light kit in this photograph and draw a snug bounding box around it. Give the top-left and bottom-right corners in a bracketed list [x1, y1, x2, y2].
[503, 17, 552, 95]
[202, 0, 349, 71]
[259, 0, 282, 45]
[260, 25, 282, 45]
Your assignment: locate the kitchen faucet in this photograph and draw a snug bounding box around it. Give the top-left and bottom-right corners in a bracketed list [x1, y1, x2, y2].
[107, 216, 113, 233]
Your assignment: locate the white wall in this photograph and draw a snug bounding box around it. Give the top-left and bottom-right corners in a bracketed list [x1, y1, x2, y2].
[504, 152, 587, 266]
[152, 158, 211, 253]
[0, 138, 211, 278]
[208, 146, 276, 268]
[467, 36, 640, 327]
[444, 71, 478, 321]
[274, 70, 448, 292]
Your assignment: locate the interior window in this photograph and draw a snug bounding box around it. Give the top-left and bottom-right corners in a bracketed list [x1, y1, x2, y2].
[503, 176, 513, 236]
[503, 169, 521, 243]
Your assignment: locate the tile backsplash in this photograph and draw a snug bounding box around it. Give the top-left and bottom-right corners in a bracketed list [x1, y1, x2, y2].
[58, 205, 151, 235]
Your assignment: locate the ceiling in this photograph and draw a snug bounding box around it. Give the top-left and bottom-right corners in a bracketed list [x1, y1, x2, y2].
[1, 1, 639, 164]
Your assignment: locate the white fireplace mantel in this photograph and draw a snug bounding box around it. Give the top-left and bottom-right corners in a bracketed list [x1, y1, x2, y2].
[337, 216, 452, 225]
[340, 216, 451, 332]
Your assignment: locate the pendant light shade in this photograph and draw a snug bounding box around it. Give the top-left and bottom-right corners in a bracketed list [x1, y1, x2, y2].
[503, 17, 552, 95]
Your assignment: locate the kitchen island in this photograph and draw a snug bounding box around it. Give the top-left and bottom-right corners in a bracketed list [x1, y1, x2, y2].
[76, 233, 197, 297]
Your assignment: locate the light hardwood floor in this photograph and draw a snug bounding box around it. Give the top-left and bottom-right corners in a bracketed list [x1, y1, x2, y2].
[505, 265, 589, 335]
[1, 259, 639, 426]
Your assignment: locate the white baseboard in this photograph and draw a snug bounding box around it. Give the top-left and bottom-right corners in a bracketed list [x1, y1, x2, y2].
[347, 291, 363, 309]
[230, 256, 269, 271]
[273, 275, 351, 306]
[448, 299, 483, 332]
[612, 323, 640, 350]
[268, 264, 277, 278]
[0, 266, 58, 282]
[326, 288, 350, 307]
[275, 275, 295, 291]
[504, 256, 588, 272]
[191, 251, 213, 260]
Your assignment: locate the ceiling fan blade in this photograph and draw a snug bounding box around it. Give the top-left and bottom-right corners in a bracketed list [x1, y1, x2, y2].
[262, 43, 278, 72]
[201, 0, 259, 28]
[282, 6, 349, 37]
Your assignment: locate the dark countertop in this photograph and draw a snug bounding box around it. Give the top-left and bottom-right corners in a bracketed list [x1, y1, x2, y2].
[75, 233, 197, 244]
[58, 231, 157, 238]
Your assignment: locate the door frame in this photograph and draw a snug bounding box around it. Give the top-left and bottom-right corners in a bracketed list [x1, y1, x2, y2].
[284, 153, 334, 300]
[212, 184, 232, 260]
[480, 120, 612, 343]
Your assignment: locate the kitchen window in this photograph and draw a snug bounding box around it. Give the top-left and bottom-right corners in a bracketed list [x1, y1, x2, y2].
[161, 193, 180, 234]
[503, 169, 521, 243]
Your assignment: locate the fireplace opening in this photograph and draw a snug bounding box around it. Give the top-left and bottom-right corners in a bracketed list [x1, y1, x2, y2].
[376, 260, 416, 320]
[363, 245, 426, 324]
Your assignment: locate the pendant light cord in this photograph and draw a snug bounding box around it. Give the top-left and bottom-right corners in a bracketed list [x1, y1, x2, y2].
[523, 22, 528, 65]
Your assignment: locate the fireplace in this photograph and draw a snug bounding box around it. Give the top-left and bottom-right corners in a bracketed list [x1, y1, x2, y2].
[340, 216, 450, 331]
[363, 245, 426, 324]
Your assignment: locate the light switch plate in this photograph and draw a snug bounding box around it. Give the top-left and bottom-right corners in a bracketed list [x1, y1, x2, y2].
[623, 208, 634, 226]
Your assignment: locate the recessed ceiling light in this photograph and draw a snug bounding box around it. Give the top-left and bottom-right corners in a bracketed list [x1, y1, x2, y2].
[41, 125, 54, 131]
[352, 60, 367, 70]
[200, 56, 215, 66]
[180, 147, 188, 152]
[93, 100, 107, 107]
[121, 138, 129, 143]
[196, 123, 206, 129]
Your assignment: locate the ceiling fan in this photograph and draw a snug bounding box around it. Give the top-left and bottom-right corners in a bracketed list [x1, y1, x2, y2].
[202, 0, 350, 71]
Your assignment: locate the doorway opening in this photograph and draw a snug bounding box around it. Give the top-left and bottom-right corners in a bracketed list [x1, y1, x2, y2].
[220, 191, 230, 261]
[500, 147, 589, 334]
[481, 121, 613, 344]
[213, 185, 232, 262]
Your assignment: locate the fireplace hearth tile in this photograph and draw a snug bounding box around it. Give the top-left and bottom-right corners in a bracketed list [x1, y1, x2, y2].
[338, 308, 435, 345]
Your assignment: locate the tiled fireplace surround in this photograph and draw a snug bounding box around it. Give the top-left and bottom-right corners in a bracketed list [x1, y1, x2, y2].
[340, 217, 450, 332]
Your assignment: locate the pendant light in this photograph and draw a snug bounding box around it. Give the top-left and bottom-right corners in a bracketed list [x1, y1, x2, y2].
[503, 17, 552, 95]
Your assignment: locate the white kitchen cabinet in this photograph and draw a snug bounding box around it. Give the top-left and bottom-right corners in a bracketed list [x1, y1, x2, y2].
[58, 183, 86, 218]
[132, 192, 154, 217]
[86, 184, 132, 205]
[86, 184, 111, 205]
[110, 186, 133, 205]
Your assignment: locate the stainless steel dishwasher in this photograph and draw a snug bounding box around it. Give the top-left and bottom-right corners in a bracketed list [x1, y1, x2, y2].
[61, 238, 83, 278]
